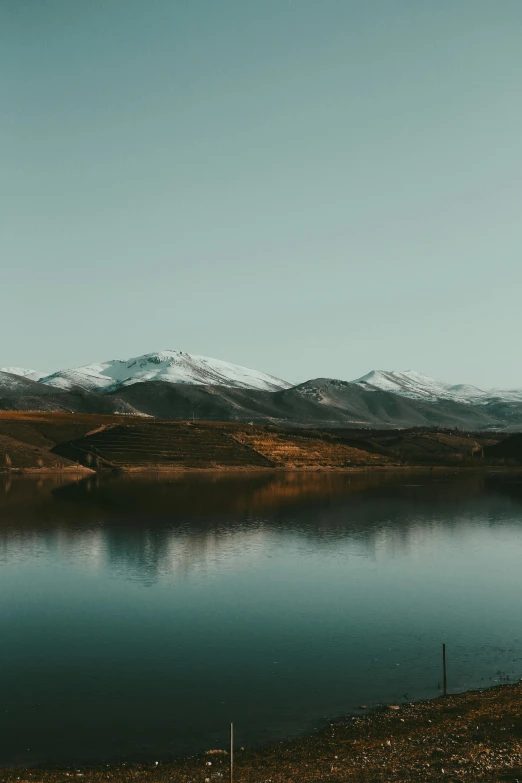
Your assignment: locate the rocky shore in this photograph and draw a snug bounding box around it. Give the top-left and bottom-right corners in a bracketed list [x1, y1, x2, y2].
[4, 682, 522, 782]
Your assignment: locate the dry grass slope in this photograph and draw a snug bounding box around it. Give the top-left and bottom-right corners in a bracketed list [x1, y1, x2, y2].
[232, 430, 390, 468]
[0, 412, 512, 472]
[0, 433, 87, 471]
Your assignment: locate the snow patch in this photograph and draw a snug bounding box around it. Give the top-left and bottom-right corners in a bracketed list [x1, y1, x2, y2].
[353, 370, 522, 405]
[1, 367, 47, 382]
[39, 350, 292, 394]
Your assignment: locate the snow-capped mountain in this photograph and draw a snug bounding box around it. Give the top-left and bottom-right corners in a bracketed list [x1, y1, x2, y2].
[0, 367, 47, 382]
[353, 370, 522, 405]
[0, 369, 57, 397]
[4, 352, 522, 425]
[38, 350, 292, 393]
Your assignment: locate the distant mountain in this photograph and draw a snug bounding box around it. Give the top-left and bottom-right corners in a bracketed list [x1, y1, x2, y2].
[39, 350, 291, 393]
[353, 370, 522, 405]
[0, 371, 139, 416]
[0, 370, 49, 396]
[2, 354, 522, 430]
[290, 378, 513, 429]
[0, 367, 48, 382]
[109, 377, 518, 430]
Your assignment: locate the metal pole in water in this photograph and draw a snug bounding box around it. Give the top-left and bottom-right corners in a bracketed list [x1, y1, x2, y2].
[443, 643, 447, 696]
[230, 722, 234, 783]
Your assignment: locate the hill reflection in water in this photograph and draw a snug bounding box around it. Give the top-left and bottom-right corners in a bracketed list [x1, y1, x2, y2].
[1, 471, 522, 584]
[1, 470, 522, 767]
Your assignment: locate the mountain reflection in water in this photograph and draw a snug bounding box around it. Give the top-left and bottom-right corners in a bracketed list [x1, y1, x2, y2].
[1, 470, 522, 767]
[2, 471, 522, 583]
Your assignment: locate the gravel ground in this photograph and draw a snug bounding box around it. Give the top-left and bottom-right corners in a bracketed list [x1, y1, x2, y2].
[3, 682, 522, 783]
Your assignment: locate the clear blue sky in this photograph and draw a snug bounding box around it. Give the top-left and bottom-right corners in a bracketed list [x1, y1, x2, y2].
[2, 0, 521, 387]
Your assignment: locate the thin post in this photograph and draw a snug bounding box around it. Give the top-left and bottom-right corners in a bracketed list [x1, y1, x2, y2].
[230, 722, 234, 783]
[442, 643, 447, 696]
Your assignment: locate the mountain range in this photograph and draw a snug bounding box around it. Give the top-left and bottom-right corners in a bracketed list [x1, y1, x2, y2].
[1, 351, 522, 431]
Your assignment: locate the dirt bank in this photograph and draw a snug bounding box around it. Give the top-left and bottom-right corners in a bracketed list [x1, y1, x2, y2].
[4, 682, 522, 782]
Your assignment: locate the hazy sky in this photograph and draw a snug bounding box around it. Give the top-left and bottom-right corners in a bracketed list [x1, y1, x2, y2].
[2, 0, 521, 387]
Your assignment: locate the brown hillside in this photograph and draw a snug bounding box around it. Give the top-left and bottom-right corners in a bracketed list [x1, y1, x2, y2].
[0, 411, 145, 449]
[0, 412, 508, 472]
[232, 430, 389, 468]
[51, 421, 390, 470]
[0, 433, 89, 472]
[328, 429, 498, 464]
[52, 421, 276, 469]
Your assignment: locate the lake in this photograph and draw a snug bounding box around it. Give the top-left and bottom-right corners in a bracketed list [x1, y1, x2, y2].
[1, 470, 522, 767]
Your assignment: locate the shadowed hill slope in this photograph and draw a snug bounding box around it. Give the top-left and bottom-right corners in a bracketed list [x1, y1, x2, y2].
[289, 379, 503, 429]
[0, 412, 145, 449]
[0, 389, 139, 416]
[484, 433, 522, 463]
[325, 428, 498, 464]
[0, 433, 89, 472]
[51, 421, 390, 470]
[109, 378, 518, 430]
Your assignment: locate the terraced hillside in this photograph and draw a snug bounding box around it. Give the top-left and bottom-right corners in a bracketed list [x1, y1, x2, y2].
[51, 421, 394, 470]
[0, 412, 512, 472]
[0, 412, 145, 473]
[52, 422, 275, 469]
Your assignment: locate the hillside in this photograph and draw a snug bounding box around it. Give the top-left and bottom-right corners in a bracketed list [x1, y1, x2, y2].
[0, 370, 50, 396]
[484, 433, 522, 463]
[2, 377, 522, 431]
[0, 432, 87, 472]
[111, 378, 522, 430]
[291, 378, 510, 428]
[0, 371, 140, 416]
[0, 412, 509, 473]
[51, 421, 390, 470]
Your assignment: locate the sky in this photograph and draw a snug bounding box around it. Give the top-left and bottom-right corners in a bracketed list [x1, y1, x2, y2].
[1, 0, 522, 388]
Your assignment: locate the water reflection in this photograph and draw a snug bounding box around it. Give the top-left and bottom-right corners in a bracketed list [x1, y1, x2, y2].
[1, 471, 522, 766]
[1, 471, 522, 583]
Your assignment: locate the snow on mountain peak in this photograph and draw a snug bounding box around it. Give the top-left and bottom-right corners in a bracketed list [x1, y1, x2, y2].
[0, 367, 47, 382]
[6, 355, 522, 408]
[352, 369, 522, 404]
[38, 350, 292, 393]
[353, 370, 462, 400]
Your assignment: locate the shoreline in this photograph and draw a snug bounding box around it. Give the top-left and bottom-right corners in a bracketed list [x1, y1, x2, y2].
[1, 464, 521, 476]
[0, 467, 94, 475]
[3, 681, 522, 782]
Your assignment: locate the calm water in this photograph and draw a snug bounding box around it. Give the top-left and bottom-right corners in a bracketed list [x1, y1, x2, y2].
[1, 470, 522, 767]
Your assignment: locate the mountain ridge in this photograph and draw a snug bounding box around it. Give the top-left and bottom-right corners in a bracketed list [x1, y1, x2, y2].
[37, 350, 291, 393]
[354, 370, 522, 404]
[2, 354, 522, 430]
[5, 357, 521, 404]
